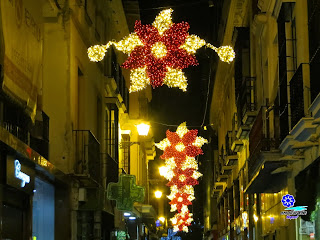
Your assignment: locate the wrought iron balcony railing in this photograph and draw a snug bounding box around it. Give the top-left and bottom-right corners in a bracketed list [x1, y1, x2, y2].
[101, 152, 119, 185]
[73, 130, 101, 184]
[248, 107, 280, 180]
[236, 77, 257, 126]
[225, 131, 236, 156]
[110, 48, 129, 112]
[290, 63, 309, 128]
[0, 98, 49, 159]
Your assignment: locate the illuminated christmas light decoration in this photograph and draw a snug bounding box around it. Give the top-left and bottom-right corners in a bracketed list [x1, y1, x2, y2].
[170, 210, 194, 232]
[156, 122, 208, 232]
[181, 156, 198, 170]
[88, 9, 235, 92]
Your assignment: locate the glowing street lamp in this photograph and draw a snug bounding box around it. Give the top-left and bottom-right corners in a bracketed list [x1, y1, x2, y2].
[159, 166, 167, 176]
[159, 217, 165, 223]
[136, 123, 150, 136]
[155, 190, 162, 199]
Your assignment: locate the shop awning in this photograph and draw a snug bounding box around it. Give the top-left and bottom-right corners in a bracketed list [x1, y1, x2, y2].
[244, 161, 288, 194]
[134, 203, 157, 219]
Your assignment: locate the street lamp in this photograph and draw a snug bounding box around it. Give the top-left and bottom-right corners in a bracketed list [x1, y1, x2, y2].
[155, 190, 162, 199]
[136, 123, 150, 136]
[158, 217, 165, 223]
[159, 166, 167, 177]
[120, 123, 151, 148]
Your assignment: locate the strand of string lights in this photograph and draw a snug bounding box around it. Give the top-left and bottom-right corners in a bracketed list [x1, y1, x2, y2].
[200, 51, 213, 128]
[149, 120, 214, 129]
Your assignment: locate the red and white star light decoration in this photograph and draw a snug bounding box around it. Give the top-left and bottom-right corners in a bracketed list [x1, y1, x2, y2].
[88, 9, 235, 93]
[156, 123, 208, 232]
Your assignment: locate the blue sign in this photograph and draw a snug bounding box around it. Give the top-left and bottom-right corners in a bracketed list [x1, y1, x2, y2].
[281, 194, 308, 220]
[156, 220, 161, 227]
[15, 160, 30, 187]
[6, 155, 34, 194]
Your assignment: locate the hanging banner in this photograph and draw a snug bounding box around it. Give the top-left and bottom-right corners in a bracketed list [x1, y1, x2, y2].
[0, 0, 42, 121]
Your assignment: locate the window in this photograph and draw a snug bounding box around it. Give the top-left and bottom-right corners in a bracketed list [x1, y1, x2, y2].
[277, 3, 296, 139]
[106, 104, 118, 162]
[77, 68, 84, 129]
[234, 27, 250, 100]
[96, 97, 102, 143]
[308, 0, 320, 101]
[121, 134, 130, 174]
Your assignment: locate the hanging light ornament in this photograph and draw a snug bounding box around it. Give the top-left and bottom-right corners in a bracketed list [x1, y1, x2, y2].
[88, 9, 235, 93]
[155, 122, 208, 232]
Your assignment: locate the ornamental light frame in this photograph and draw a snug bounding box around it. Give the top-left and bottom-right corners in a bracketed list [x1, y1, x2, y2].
[155, 122, 208, 232]
[88, 9, 235, 93]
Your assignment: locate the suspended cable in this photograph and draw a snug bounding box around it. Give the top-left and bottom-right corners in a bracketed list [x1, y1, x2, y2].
[201, 52, 213, 128]
[150, 120, 214, 128]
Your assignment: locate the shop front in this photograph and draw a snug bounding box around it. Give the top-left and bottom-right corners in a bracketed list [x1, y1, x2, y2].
[295, 158, 320, 240]
[0, 140, 68, 240]
[1, 153, 35, 240]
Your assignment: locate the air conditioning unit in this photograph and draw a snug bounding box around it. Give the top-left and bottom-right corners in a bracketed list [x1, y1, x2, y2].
[79, 188, 87, 202]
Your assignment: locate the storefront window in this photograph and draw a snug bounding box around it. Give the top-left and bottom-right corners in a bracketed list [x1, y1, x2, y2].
[2, 204, 24, 239]
[32, 177, 55, 240]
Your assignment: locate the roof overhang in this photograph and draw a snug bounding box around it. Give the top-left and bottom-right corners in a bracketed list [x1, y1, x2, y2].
[244, 161, 288, 194]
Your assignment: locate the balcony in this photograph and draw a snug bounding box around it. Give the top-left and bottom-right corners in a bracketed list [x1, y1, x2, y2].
[0, 98, 49, 159]
[30, 111, 49, 159]
[212, 182, 226, 199]
[245, 107, 288, 193]
[221, 165, 233, 175]
[290, 64, 309, 128]
[101, 153, 119, 185]
[107, 48, 130, 113]
[220, 131, 237, 169]
[114, 69, 130, 113]
[73, 130, 101, 185]
[237, 77, 257, 126]
[225, 131, 236, 156]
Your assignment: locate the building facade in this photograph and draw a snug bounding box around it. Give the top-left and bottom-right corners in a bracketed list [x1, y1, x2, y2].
[208, 0, 320, 239]
[0, 0, 156, 239]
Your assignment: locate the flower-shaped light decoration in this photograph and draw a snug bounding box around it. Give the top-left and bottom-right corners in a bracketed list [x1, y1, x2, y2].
[88, 9, 235, 93]
[156, 122, 208, 232]
[169, 192, 194, 212]
[281, 194, 295, 208]
[171, 209, 194, 232]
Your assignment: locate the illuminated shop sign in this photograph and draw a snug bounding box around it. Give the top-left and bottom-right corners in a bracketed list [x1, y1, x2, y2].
[281, 194, 307, 220]
[14, 160, 30, 187]
[6, 155, 34, 193]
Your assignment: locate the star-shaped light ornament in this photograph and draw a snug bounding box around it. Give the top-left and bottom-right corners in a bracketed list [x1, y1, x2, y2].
[155, 122, 208, 232]
[88, 9, 235, 93]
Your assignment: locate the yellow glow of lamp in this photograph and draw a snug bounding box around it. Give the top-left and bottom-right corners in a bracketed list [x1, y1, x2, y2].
[136, 123, 150, 136]
[253, 214, 259, 223]
[159, 217, 165, 223]
[242, 211, 248, 228]
[159, 166, 167, 176]
[155, 190, 163, 199]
